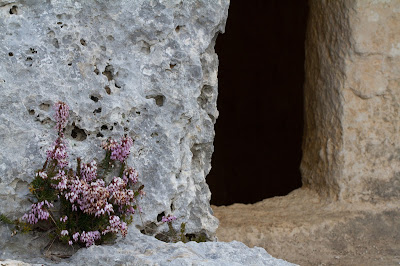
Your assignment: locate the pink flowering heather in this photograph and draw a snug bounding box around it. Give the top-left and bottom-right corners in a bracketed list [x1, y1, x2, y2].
[21, 101, 145, 248]
[37, 171, 47, 179]
[110, 136, 134, 162]
[162, 215, 177, 223]
[107, 176, 136, 209]
[46, 137, 68, 168]
[80, 230, 101, 247]
[80, 160, 97, 182]
[52, 170, 68, 191]
[60, 215, 68, 223]
[22, 200, 54, 224]
[101, 138, 118, 151]
[102, 216, 128, 237]
[64, 178, 114, 217]
[72, 232, 80, 242]
[53, 101, 69, 133]
[123, 167, 138, 185]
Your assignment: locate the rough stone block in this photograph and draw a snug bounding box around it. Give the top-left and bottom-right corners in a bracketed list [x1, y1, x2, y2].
[0, 0, 228, 240]
[301, 0, 400, 202]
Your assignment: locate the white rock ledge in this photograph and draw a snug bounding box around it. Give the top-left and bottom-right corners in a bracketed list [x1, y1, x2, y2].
[0, 227, 296, 266]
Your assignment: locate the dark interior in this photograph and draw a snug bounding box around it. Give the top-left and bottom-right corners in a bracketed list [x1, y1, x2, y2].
[207, 0, 308, 206]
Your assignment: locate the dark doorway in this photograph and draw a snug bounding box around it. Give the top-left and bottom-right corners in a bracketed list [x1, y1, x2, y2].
[207, 1, 308, 206]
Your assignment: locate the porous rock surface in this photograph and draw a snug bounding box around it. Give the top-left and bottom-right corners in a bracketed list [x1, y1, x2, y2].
[0, 0, 228, 241]
[0, 227, 295, 266]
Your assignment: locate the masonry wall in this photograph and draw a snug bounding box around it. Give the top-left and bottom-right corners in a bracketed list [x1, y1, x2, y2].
[302, 0, 400, 202]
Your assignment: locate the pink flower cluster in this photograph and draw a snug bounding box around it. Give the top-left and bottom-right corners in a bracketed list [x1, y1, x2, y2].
[102, 216, 128, 237]
[37, 171, 48, 179]
[80, 160, 97, 182]
[123, 167, 138, 185]
[22, 200, 54, 224]
[80, 231, 101, 247]
[24, 101, 144, 248]
[53, 101, 69, 133]
[60, 215, 68, 223]
[108, 177, 136, 211]
[103, 136, 133, 162]
[101, 138, 118, 151]
[68, 231, 102, 247]
[52, 170, 68, 190]
[64, 178, 114, 217]
[46, 138, 69, 168]
[162, 215, 177, 223]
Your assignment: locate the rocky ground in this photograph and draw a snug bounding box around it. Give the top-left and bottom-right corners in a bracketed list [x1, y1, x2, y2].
[212, 188, 400, 266]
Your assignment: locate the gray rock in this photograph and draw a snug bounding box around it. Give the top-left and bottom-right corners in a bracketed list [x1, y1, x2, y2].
[0, 0, 228, 240]
[0, 226, 296, 266]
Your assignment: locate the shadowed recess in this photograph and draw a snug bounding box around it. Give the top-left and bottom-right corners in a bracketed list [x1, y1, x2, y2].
[208, 0, 308, 205]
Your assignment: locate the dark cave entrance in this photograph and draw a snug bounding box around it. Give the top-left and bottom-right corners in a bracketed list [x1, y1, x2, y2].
[207, 1, 308, 206]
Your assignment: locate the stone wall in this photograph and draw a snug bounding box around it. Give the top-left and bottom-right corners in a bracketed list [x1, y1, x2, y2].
[0, 0, 229, 240]
[302, 0, 400, 202]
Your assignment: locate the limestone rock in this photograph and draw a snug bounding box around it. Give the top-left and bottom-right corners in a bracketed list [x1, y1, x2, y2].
[0, 0, 228, 241]
[0, 226, 295, 266]
[213, 188, 400, 265]
[301, 0, 400, 202]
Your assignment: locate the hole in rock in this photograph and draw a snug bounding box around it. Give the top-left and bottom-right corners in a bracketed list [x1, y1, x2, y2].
[52, 38, 59, 48]
[96, 132, 104, 138]
[139, 41, 151, 54]
[90, 95, 99, 102]
[93, 107, 102, 114]
[101, 125, 108, 130]
[146, 95, 165, 107]
[102, 64, 114, 81]
[157, 212, 165, 222]
[9, 5, 18, 15]
[71, 126, 87, 141]
[94, 66, 100, 75]
[80, 38, 86, 46]
[208, 0, 308, 205]
[8, 52, 13, 56]
[39, 103, 50, 111]
[141, 222, 157, 235]
[104, 86, 111, 94]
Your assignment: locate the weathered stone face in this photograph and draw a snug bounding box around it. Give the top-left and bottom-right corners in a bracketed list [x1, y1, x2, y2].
[0, 0, 228, 240]
[302, 0, 400, 202]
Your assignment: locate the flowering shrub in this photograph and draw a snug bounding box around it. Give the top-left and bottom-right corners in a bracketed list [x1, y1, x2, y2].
[20, 101, 144, 247]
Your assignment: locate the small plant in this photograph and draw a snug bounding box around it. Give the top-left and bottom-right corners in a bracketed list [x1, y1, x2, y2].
[161, 215, 206, 243]
[2, 101, 144, 248]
